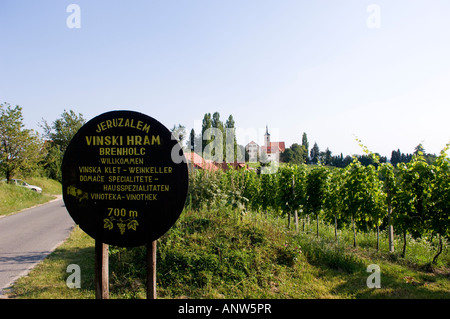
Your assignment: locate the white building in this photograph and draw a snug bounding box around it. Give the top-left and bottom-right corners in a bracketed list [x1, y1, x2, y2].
[245, 141, 260, 162]
[245, 125, 285, 163]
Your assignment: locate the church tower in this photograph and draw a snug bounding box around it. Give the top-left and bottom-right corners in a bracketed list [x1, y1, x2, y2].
[264, 124, 270, 147]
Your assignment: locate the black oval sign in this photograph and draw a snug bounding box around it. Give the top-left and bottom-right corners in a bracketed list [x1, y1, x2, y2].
[62, 110, 188, 247]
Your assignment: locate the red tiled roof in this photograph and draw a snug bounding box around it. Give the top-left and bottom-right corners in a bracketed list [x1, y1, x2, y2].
[261, 142, 285, 154]
[275, 142, 285, 152]
[185, 152, 218, 171]
[215, 161, 247, 170]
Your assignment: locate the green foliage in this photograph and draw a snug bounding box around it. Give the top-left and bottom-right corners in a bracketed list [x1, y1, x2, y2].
[0, 182, 54, 216]
[187, 140, 450, 264]
[323, 167, 345, 240]
[394, 157, 433, 239]
[154, 209, 301, 298]
[242, 169, 260, 212]
[281, 143, 307, 165]
[13, 205, 450, 299]
[187, 169, 226, 210]
[277, 165, 295, 214]
[40, 109, 85, 181]
[305, 164, 329, 237]
[42, 144, 63, 181]
[430, 144, 450, 240]
[0, 103, 45, 181]
[340, 157, 385, 247]
[310, 142, 320, 164]
[200, 112, 240, 162]
[41, 109, 86, 154]
[393, 144, 450, 262]
[292, 164, 308, 210]
[259, 172, 279, 213]
[305, 165, 329, 216]
[222, 168, 248, 210]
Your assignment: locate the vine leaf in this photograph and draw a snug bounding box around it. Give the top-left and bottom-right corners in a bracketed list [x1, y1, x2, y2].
[104, 218, 114, 230]
[127, 220, 139, 231]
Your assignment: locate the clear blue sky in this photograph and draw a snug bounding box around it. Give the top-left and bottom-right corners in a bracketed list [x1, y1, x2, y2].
[1, 0, 449, 158]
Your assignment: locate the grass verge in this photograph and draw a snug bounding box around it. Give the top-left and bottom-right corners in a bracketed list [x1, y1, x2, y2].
[0, 177, 61, 216]
[8, 207, 450, 299]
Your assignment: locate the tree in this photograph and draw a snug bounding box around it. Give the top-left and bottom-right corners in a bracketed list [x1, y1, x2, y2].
[310, 142, 320, 164]
[225, 115, 239, 162]
[343, 155, 353, 167]
[331, 153, 347, 168]
[302, 132, 309, 163]
[280, 148, 294, 163]
[0, 103, 45, 181]
[357, 154, 384, 167]
[188, 128, 195, 152]
[201, 112, 238, 162]
[41, 109, 85, 154]
[212, 112, 224, 161]
[171, 124, 187, 150]
[390, 149, 401, 166]
[43, 143, 63, 181]
[414, 143, 425, 156]
[238, 144, 249, 162]
[391, 149, 412, 166]
[41, 109, 85, 181]
[286, 143, 307, 165]
[321, 147, 332, 165]
[201, 113, 212, 158]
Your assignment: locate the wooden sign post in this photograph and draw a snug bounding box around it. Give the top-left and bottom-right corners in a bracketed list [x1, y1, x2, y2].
[95, 241, 109, 299]
[147, 240, 157, 299]
[62, 110, 189, 299]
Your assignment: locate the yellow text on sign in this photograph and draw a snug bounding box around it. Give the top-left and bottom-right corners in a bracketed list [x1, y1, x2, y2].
[108, 208, 138, 218]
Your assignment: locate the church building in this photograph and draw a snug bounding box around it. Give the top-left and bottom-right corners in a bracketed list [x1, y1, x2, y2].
[245, 125, 285, 163]
[261, 125, 285, 162]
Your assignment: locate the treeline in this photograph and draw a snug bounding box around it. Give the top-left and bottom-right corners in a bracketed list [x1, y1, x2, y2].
[281, 132, 437, 168]
[0, 103, 85, 182]
[187, 145, 450, 265]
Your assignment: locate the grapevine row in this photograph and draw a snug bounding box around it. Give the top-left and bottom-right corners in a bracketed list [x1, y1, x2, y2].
[186, 144, 449, 264]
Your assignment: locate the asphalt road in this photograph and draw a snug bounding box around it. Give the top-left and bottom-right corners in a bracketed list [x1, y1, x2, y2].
[0, 197, 75, 296]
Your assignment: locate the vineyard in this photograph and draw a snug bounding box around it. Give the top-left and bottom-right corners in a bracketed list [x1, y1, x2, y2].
[10, 145, 450, 299]
[187, 144, 450, 266]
